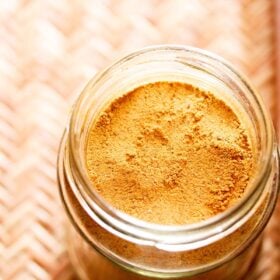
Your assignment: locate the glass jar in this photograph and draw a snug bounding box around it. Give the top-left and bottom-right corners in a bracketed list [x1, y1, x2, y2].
[57, 45, 279, 280]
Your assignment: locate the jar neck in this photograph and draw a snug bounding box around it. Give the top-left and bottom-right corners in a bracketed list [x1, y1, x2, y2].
[63, 45, 275, 251]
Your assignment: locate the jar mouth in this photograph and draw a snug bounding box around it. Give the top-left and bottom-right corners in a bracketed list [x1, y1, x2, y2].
[67, 45, 274, 249]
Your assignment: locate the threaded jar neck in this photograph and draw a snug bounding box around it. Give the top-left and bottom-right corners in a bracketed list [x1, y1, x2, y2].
[64, 45, 275, 251]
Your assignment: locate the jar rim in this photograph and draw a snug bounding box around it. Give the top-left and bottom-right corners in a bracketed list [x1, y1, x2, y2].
[66, 44, 274, 249]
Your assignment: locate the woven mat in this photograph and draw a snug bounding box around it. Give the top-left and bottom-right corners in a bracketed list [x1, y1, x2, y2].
[0, 1, 279, 279]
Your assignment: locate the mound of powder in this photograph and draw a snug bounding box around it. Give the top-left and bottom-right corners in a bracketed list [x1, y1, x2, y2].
[86, 82, 255, 225]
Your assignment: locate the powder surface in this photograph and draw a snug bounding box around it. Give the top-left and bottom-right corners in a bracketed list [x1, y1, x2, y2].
[86, 82, 255, 225]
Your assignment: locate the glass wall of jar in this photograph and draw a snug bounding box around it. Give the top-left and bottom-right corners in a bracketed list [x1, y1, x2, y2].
[58, 46, 279, 280]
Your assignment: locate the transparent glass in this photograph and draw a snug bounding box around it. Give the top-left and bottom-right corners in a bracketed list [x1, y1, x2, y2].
[58, 45, 279, 279]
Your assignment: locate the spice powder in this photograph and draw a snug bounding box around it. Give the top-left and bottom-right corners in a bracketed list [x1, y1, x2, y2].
[86, 81, 255, 225]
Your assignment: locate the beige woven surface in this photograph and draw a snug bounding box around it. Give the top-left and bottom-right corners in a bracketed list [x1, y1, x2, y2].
[0, 0, 278, 279]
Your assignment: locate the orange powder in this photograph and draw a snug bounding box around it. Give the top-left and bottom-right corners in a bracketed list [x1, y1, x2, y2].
[85, 81, 255, 225]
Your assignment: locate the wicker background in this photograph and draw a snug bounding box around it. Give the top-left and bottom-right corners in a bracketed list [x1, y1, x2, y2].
[0, 0, 279, 279]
